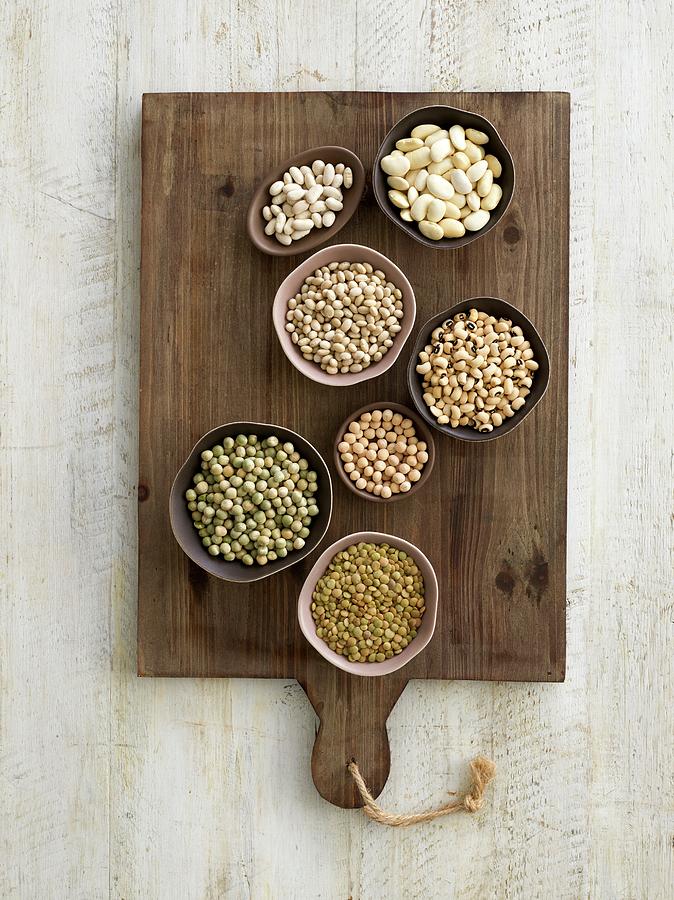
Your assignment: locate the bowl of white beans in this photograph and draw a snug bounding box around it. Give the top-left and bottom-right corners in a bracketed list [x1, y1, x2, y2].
[373, 105, 515, 249]
[407, 298, 550, 441]
[170, 422, 333, 582]
[247, 146, 365, 256]
[272, 244, 416, 386]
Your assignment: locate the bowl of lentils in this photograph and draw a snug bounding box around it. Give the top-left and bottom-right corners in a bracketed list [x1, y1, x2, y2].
[407, 297, 550, 441]
[170, 422, 333, 582]
[272, 244, 416, 386]
[298, 531, 438, 676]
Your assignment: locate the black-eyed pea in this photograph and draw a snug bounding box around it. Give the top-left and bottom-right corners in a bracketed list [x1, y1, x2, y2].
[491, 412, 503, 427]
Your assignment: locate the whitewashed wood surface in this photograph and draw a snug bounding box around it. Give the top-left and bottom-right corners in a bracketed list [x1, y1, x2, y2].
[1, 1, 672, 897]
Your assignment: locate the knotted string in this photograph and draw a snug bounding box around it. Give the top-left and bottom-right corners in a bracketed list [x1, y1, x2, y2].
[347, 756, 496, 826]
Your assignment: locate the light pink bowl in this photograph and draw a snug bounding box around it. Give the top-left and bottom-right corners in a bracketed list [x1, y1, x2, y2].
[272, 244, 416, 386]
[298, 531, 438, 677]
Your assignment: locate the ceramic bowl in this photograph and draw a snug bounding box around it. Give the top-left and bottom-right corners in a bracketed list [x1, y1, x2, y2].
[298, 531, 438, 677]
[246, 146, 365, 257]
[333, 401, 436, 502]
[169, 422, 332, 583]
[407, 297, 550, 442]
[372, 104, 515, 249]
[272, 243, 416, 386]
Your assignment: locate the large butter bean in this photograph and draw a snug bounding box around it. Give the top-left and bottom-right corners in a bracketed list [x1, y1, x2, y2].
[426, 197, 446, 222]
[449, 169, 472, 194]
[466, 159, 489, 183]
[426, 173, 455, 200]
[466, 127, 489, 145]
[411, 194, 433, 221]
[451, 190, 467, 208]
[418, 220, 444, 240]
[400, 208, 413, 222]
[463, 209, 491, 231]
[463, 141, 483, 164]
[427, 158, 453, 176]
[467, 191, 481, 211]
[440, 218, 466, 238]
[407, 186, 419, 204]
[485, 154, 502, 177]
[388, 190, 410, 209]
[387, 176, 410, 191]
[480, 183, 503, 211]
[425, 128, 449, 146]
[396, 137, 424, 152]
[405, 146, 432, 169]
[443, 201, 461, 219]
[449, 125, 466, 151]
[477, 170, 493, 197]
[381, 154, 410, 177]
[430, 138, 452, 162]
[451, 151, 471, 171]
[414, 170, 429, 191]
[411, 123, 440, 139]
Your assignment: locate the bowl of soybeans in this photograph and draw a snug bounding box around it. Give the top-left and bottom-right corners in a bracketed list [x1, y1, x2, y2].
[246, 145, 365, 256]
[169, 421, 333, 582]
[333, 402, 435, 502]
[297, 531, 439, 676]
[407, 297, 550, 441]
[373, 105, 514, 249]
[272, 243, 416, 386]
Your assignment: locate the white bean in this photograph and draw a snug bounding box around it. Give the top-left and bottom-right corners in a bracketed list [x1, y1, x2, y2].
[480, 183, 503, 211]
[477, 170, 493, 197]
[426, 173, 455, 200]
[388, 190, 410, 209]
[410, 194, 433, 221]
[343, 167, 353, 189]
[485, 154, 502, 177]
[322, 163, 335, 186]
[467, 191, 481, 211]
[449, 125, 466, 150]
[426, 198, 446, 222]
[325, 197, 343, 211]
[305, 185, 323, 204]
[449, 169, 472, 194]
[418, 220, 444, 240]
[430, 138, 452, 162]
[380, 154, 410, 177]
[405, 146, 432, 169]
[269, 180, 285, 196]
[463, 209, 491, 231]
[275, 232, 292, 245]
[466, 160, 489, 183]
[440, 218, 466, 238]
[411, 123, 440, 139]
[466, 127, 489, 145]
[425, 128, 449, 146]
[289, 165, 304, 184]
[387, 176, 410, 191]
[312, 159, 325, 175]
[396, 137, 424, 152]
[322, 211, 336, 227]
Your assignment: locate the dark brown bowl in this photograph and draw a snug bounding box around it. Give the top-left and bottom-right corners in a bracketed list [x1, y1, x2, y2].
[407, 298, 550, 442]
[169, 422, 333, 582]
[373, 105, 515, 250]
[246, 146, 365, 257]
[333, 401, 436, 502]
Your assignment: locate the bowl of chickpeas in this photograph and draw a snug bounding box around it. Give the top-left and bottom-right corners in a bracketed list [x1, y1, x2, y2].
[333, 402, 435, 502]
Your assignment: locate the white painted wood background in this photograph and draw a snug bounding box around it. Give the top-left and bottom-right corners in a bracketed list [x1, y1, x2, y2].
[1, 0, 672, 897]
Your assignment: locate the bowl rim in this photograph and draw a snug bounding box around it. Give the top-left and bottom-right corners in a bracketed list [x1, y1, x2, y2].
[246, 145, 365, 257]
[169, 420, 333, 583]
[407, 296, 551, 442]
[332, 400, 436, 502]
[297, 530, 439, 677]
[272, 242, 417, 386]
[372, 103, 515, 249]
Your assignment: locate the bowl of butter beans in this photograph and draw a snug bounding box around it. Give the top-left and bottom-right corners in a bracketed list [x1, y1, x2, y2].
[297, 531, 438, 675]
[333, 402, 435, 501]
[169, 422, 333, 582]
[407, 298, 550, 441]
[373, 105, 514, 248]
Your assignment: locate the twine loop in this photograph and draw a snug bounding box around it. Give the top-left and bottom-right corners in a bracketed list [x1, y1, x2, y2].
[347, 755, 495, 826]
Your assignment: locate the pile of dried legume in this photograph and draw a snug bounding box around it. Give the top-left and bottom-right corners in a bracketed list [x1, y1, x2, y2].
[380, 123, 503, 240]
[415, 308, 538, 432]
[311, 542, 426, 663]
[337, 408, 429, 498]
[285, 261, 404, 376]
[263, 160, 354, 246]
[184, 434, 319, 565]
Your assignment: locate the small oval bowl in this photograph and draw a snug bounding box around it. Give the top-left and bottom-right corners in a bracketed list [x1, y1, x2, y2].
[298, 531, 438, 677]
[333, 401, 436, 502]
[273, 243, 416, 387]
[373, 104, 515, 250]
[407, 297, 550, 442]
[247, 146, 365, 257]
[169, 422, 333, 583]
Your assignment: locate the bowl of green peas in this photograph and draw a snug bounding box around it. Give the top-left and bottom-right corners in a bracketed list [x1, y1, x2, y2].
[170, 422, 333, 583]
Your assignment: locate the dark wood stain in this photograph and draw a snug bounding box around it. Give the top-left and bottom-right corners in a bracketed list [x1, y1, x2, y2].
[138, 91, 569, 808]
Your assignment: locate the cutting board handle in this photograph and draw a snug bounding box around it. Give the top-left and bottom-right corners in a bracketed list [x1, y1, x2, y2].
[300, 672, 407, 808]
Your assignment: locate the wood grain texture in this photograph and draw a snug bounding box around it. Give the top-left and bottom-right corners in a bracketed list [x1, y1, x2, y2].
[138, 91, 569, 807]
[1, 0, 672, 895]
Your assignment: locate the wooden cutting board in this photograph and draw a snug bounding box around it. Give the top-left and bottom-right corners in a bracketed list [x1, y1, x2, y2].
[138, 91, 569, 809]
